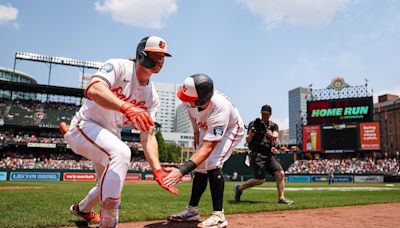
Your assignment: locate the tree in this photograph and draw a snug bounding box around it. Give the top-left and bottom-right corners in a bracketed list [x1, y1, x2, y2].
[155, 130, 181, 163]
[164, 143, 182, 163]
[155, 131, 167, 161]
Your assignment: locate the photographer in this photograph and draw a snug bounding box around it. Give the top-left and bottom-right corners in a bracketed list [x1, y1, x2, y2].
[234, 105, 293, 205]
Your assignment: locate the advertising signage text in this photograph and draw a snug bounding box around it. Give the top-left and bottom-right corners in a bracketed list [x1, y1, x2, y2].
[307, 97, 373, 125]
[359, 122, 381, 150]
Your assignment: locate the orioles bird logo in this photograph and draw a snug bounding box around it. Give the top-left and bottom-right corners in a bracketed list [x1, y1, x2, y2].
[159, 41, 166, 49]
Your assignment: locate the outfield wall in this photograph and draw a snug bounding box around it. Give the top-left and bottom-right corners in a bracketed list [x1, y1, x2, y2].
[0, 169, 195, 182]
[287, 175, 384, 183]
[0, 169, 392, 183]
[0, 169, 148, 181]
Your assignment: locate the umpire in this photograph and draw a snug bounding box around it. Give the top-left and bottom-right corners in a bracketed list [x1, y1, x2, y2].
[234, 105, 293, 205]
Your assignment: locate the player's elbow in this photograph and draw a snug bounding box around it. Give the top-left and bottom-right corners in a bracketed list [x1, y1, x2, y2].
[84, 80, 108, 100]
[85, 87, 96, 100]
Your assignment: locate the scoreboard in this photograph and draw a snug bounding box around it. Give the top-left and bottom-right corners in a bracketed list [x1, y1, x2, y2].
[307, 97, 373, 125]
[303, 122, 381, 152]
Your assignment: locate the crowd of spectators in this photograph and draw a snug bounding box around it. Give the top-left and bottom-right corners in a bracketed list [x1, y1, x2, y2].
[286, 158, 400, 176]
[0, 153, 151, 171]
[2, 150, 399, 176]
[0, 130, 65, 144]
[0, 130, 141, 150]
[1, 99, 80, 128]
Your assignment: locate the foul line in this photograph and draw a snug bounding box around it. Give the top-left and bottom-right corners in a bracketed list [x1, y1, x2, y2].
[252, 186, 399, 191]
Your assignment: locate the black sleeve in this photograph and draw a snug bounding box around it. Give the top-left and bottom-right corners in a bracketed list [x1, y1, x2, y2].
[247, 121, 255, 134]
[270, 121, 279, 132]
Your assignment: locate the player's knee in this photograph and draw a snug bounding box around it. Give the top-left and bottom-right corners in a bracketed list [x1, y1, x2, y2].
[275, 170, 285, 179]
[255, 179, 265, 185]
[114, 144, 131, 165]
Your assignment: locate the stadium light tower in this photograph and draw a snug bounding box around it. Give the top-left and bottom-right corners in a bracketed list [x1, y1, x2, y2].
[13, 52, 103, 88]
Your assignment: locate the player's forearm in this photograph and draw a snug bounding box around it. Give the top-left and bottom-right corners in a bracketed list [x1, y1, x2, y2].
[190, 150, 209, 166]
[190, 141, 218, 165]
[86, 82, 124, 111]
[141, 131, 162, 171]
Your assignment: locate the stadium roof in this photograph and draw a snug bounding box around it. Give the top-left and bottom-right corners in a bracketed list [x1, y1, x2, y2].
[0, 67, 38, 84]
[0, 80, 83, 97]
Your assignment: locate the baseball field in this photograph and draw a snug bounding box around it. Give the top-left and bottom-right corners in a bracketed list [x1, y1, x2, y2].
[1, 181, 400, 228]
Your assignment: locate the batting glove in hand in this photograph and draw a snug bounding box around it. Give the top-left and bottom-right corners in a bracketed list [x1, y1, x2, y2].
[120, 102, 154, 131]
[153, 169, 179, 195]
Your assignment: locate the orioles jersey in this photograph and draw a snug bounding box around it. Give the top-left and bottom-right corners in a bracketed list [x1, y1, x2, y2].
[75, 59, 160, 135]
[186, 90, 244, 145]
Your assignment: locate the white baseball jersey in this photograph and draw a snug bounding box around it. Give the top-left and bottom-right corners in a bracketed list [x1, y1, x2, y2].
[186, 90, 245, 172]
[75, 59, 160, 135]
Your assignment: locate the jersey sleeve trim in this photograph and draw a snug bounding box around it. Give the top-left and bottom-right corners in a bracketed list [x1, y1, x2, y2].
[92, 75, 112, 88]
[84, 81, 102, 100]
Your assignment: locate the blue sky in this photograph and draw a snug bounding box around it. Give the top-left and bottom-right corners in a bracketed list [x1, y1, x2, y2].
[1, 0, 400, 130]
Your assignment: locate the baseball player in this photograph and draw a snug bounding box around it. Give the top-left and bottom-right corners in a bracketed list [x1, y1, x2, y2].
[62, 35, 178, 227]
[163, 74, 245, 228]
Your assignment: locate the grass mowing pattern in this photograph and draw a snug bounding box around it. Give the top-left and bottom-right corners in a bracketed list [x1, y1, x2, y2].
[1, 181, 400, 227]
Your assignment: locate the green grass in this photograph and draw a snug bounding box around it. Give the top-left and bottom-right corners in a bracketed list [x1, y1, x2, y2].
[1, 181, 400, 228]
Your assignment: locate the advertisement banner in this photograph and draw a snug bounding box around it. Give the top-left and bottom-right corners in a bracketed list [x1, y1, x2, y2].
[354, 175, 384, 183]
[359, 122, 381, 150]
[145, 174, 154, 180]
[288, 175, 311, 182]
[63, 173, 96, 181]
[303, 125, 321, 151]
[10, 172, 60, 181]
[0, 171, 7, 181]
[125, 173, 142, 181]
[311, 175, 353, 183]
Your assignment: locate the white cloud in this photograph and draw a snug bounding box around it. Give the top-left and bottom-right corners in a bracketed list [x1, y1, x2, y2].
[95, 0, 177, 29]
[0, 3, 18, 24]
[236, 0, 351, 29]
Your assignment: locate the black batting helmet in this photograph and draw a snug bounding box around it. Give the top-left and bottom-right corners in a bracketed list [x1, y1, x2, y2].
[177, 74, 214, 106]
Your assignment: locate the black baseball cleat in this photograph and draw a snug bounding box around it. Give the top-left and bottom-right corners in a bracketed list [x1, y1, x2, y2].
[278, 198, 294, 205]
[234, 185, 242, 202]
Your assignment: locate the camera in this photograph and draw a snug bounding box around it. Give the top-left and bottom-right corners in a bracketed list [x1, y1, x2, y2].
[251, 118, 267, 135]
[249, 118, 274, 150]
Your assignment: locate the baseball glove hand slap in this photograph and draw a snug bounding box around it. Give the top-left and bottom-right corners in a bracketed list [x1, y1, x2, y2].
[120, 102, 154, 131]
[153, 169, 179, 195]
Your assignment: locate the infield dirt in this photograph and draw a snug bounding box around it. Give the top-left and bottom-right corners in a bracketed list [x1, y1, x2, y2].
[118, 202, 400, 228]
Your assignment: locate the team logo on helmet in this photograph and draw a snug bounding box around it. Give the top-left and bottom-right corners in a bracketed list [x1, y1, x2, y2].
[159, 41, 166, 49]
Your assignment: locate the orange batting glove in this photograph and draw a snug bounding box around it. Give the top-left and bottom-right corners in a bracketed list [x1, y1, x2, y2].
[120, 102, 154, 131]
[153, 169, 179, 195]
